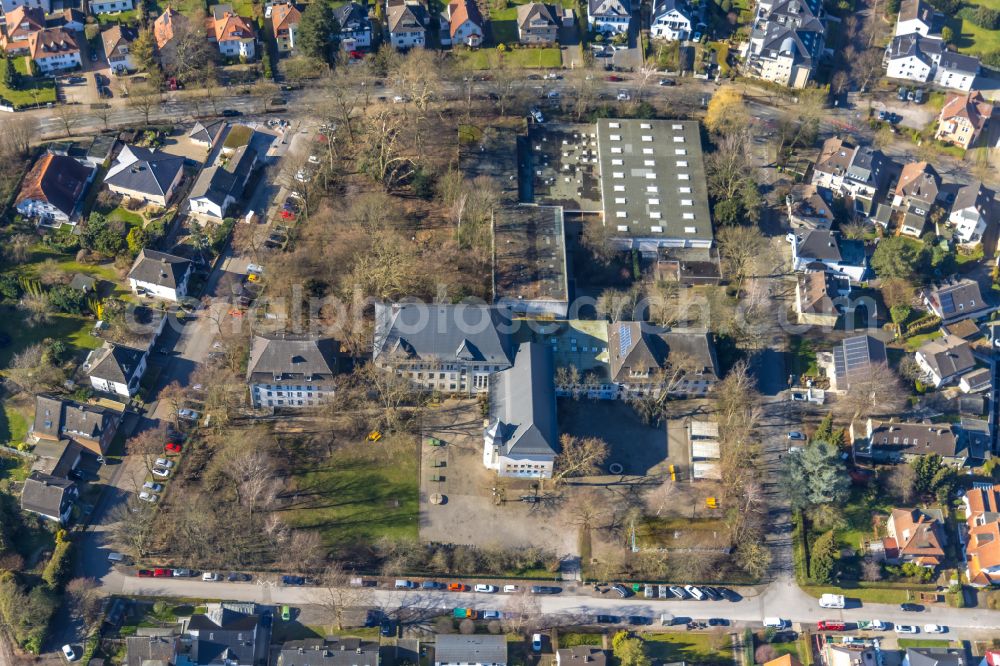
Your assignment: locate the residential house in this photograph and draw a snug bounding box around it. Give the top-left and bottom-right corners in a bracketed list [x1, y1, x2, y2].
[556, 647, 608, 666]
[387, 2, 428, 49]
[744, 0, 825, 88]
[786, 183, 835, 230]
[271, 1, 301, 53]
[82, 342, 148, 397]
[649, 0, 692, 41]
[15, 153, 94, 227]
[959, 367, 991, 393]
[27, 27, 80, 72]
[587, 0, 630, 34]
[795, 270, 850, 326]
[935, 90, 993, 150]
[105, 144, 185, 207]
[373, 302, 515, 394]
[246, 334, 340, 409]
[883, 507, 946, 568]
[278, 638, 379, 666]
[851, 418, 986, 465]
[922, 279, 989, 322]
[0, 0, 50, 17]
[153, 6, 186, 61]
[915, 333, 977, 387]
[483, 343, 558, 479]
[935, 51, 980, 91]
[443, 0, 484, 47]
[52, 8, 87, 31]
[809, 137, 890, 208]
[948, 181, 993, 244]
[125, 634, 179, 666]
[188, 143, 259, 220]
[789, 229, 869, 282]
[20, 472, 77, 524]
[127, 248, 192, 301]
[895, 0, 935, 36]
[607, 321, 719, 397]
[208, 4, 255, 60]
[434, 635, 507, 666]
[333, 2, 372, 50]
[817, 335, 887, 393]
[893, 160, 940, 237]
[176, 603, 267, 666]
[886, 33, 943, 83]
[826, 645, 881, 666]
[516, 2, 562, 44]
[902, 649, 966, 666]
[963, 485, 1000, 585]
[1, 6, 45, 54]
[89, 0, 133, 14]
[31, 394, 119, 455]
[188, 119, 227, 149]
[101, 24, 136, 73]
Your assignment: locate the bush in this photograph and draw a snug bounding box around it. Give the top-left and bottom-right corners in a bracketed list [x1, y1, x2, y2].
[41, 540, 74, 588]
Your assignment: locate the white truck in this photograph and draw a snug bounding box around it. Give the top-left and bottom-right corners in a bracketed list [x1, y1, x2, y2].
[819, 593, 845, 609]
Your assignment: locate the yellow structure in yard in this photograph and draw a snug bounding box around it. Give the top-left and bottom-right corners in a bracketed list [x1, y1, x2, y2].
[366, 431, 382, 442]
[705, 497, 719, 509]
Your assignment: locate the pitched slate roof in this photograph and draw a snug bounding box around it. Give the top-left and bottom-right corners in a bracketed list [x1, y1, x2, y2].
[939, 50, 980, 75]
[127, 249, 192, 290]
[607, 321, 719, 384]
[557, 647, 608, 666]
[15, 153, 93, 218]
[917, 333, 976, 379]
[898, 0, 934, 23]
[387, 3, 427, 33]
[102, 24, 136, 60]
[87, 342, 145, 385]
[487, 343, 558, 459]
[189, 119, 227, 145]
[796, 230, 865, 266]
[924, 279, 988, 319]
[106, 144, 184, 198]
[518, 2, 559, 29]
[887, 32, 943, 64]
[798, 271, 841, 315]
[33, 394, 116, 444]
[905, 650, 965, 666]
[867, 420, 964, 458]
[125, 634, 179, 666]
[374, 303, 514, 366]
[20, 471, 75, 518]
[952, 180, 993, 214]
[435, 635, 507, 666]
[278, 638, 379, 666]
[271, 1, 302, 37]
[187, 607, 260, 665]
[246, 335, 339, 382]
[189, 144, 257, 206]
[333, 1, 369, 32]
[895, 160, 940, 204]
[588, 0, 629, 19]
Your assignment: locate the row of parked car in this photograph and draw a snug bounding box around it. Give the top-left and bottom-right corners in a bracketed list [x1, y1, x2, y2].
[611, 583, 739, 601]
[135, 568, 252, 581]
[393, 580, 562, 594]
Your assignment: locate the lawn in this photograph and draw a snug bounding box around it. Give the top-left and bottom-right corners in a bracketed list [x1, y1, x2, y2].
[904, 329, 943, 352]
[788, 335, 818, 377]
[0, 306, 101, 369]
[639, 632, 733, 666]
[456, 47, 562, 69]
[107, 206, 145, 228]
[0, 402, 30, 448]
[559, 634, 604, 648]
[948, 12, 1000, 55]
[282, 434, 419, 555]
[96, 9, 139, 23]
[0, 57, 57, 109]
[803, 584, 916, 604]
[897, 639, 955, 649]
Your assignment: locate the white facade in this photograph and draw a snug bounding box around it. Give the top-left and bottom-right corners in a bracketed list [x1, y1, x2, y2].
[1, 0, 49, 14]
[218, 36, 255, 58]
[886, 53, 934, 82]
[650, 1, 691, 40]
[33, 49, 81, 72]
[340, 27, 372, 49]
[128, 274, 188, 302]
[935, 64, 976, 91]
[87, 354, 147, 397]
[451, 19, 483, 46]
[16, 197, 71, 226]
[896, 16, 931, 36]
[482, 422, 555, 479]
[390, 28, 425, 48]
[950, 207, 988, 245]
[89, 0, 133, 13]
[250, 382, 335, 408]
[189, 193, 232, 219]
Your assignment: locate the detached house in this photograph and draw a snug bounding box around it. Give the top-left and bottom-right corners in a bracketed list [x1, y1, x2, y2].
[246, 334, 340, 409]
[744, 0, 825, 88]
[963, 485, 1000, 586]
[786, 183, 835, 230]
[935, 51, 980, 91]
[607, 321, 719, 397]
[790, 229, 869, 282]
[915, 333, 977, 387]
[935, 90, 993, 150]
[102, 24, 137, 73]
[333, 2, 372, 50]
[127, 248, 192, 301]
[517, 2, 562, 44]
[882, 507, 946, 568]
[650, 0, 692, 41]
[28, 27, 81, 72]
[105, 144, 185, 207]
[20, 472, 77, 524]
[83, 342, 147, 397]
[885, 32, 943, 83]
[89, 0, 133, 15]
[208, 4, 256, 60]
[188, 142, 259, 220]
[948, 181, 993, 245]
[588, 0, 630, 34]
[851, 418, 986, 466]
[443, 0, 484, 47]
[893, 160, 940, 237]
[809, 137, 890, 212]
[895, 0, 935, 36]
[15, 153, 94, 227]
[818, 334, 887, 393]
[373, 302, 515, 394]
[179, 604, 268, 666]
[922, 279, 989, 322]
[1, 6, 45, 54]
[483, 343, 559, 479]
[387, 2, 428, 49]
[153, 6, 186, 61]
[795, 270, 850, 326]
[31, 394, 119, 456]
[270, 1, 301, 53]
[188, 119, 227, 149]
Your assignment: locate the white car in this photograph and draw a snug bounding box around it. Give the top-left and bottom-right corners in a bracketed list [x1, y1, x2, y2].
[895, 625, 918, 634]
[923, 624, 946, 633]
[143, 481, 163, 492]
[202, 572, 221, 581]
[62, 645, 78, 661]
[870, 619, 887, 630]
[154, 458, 175, 469]
[138, 491, 158, 503]
[178, 409, 200, 420]
[294, 168, 311, 183]
[474, 584, 497, 593]
[530, 108, 544, 123]
[392, 95, 407, 103]
[307, 155, 320, 164]
[503, 584, 519, 593]
[617, 90, 631, 101]
[683, 584, 705, 600]
[151, 467, 171, 478]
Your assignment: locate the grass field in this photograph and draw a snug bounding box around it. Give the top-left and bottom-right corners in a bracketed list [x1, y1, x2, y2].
[948, 11, 1000, 55]
[0, 306, 101, 369]
[905, 329, 943, 351]
[107, 206, 145, 227]
[0, 402, 30, 448]
[283, 434, 419, 554]
[638, 632, 733, 666]
[897, 639, 955, 649]
[0, 56, 57, 108]
[456, 47, 562, 69]
[803, 584, 916, 603]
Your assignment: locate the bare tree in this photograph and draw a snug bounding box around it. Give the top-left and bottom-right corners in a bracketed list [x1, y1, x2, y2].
[66, 578, 104, 634]
[553, 435, 609, 482]
[53, 104, 83, 138]
[501, 587, 542, 635]
[7, 343, 63, 394]
[836, 363, 907, 421]
[317, 562, 367, 630]
[717, 225, 769, 294]
[109, 497, 158, 558]
[886, 464, 917, 504]
[127, 426, 168, 478]
[158, 380, 187, 426]
[595, 286, 643, 322]
[0, 115, 38, 156]
[861, 557, 883, 582]
[126, 82, 162, 125]
[223, 447, 279, 520]
[358, 108, 415, 191]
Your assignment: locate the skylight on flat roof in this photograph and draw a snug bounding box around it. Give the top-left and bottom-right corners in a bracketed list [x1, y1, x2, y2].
[615, 197, 626, 204]
[649, 198, 660, 205]
[611, 146, 623, 154]
[678, 173, 690, 180]
[643, 148, 654, 154]
[677, 160, 688, 167]
[650, 211, 661, 219]
[613, 171, 624, 178]
[685, 226, 697, 233]
[617, 225, 628, 231]
[641, 135, 654, 142]
[651, 225, 663, 232]
[679, 186, 692, 193]
[614, 184, 625, 191]
[683, 213, 695, 219]
[616, 211, 627, 218]
[675, 149, 687, 155]
[644, 160, 655, 166]
[610, 134, 621, 141]
[612, 158, 623, 165]
[681, 199, 693, 206]
[609, 122, 620, 128]
[647, 185, 658, 192]
[673, 136, 685, 143]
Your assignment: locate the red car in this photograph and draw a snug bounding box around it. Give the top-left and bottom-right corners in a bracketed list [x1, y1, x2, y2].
[280, 210, 296, 220]
[153, 568, 173, 577]
[349, 50, 364, 59]
[165, 442, 182, 453]
[817, 620, 846, 631]
[137, 569, 154, 577]
[606, 75, 623, 82]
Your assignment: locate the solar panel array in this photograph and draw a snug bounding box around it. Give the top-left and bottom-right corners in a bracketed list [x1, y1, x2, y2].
[939, 291, 956, 315]
[619, 324, 633, 358]
[842, 336, 875, 374]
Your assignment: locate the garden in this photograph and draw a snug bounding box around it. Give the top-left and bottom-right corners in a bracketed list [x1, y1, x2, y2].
[0, 55, 57, 109]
